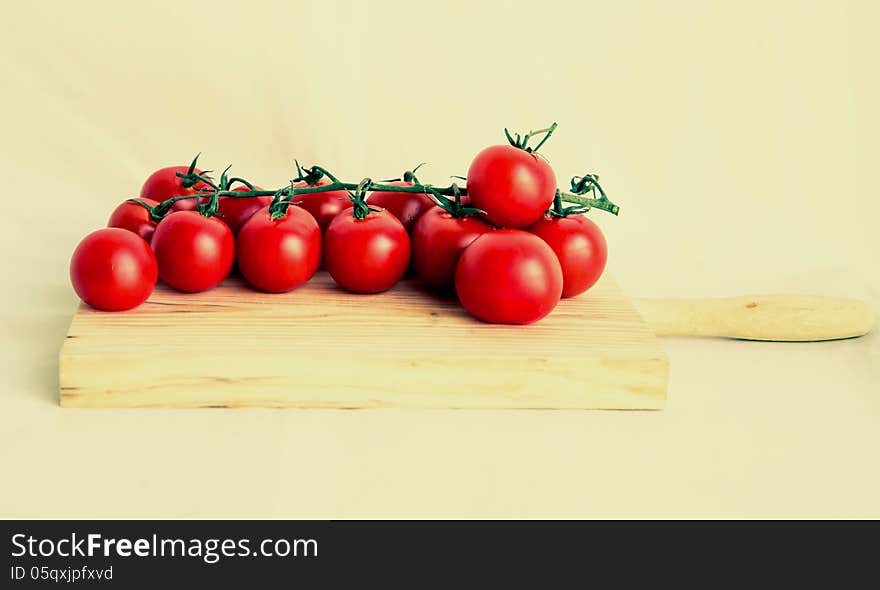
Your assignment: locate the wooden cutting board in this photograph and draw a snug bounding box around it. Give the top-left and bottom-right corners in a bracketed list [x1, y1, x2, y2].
[59, 272, 669, 409]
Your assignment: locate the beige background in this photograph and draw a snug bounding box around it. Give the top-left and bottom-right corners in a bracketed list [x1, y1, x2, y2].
[1, 0, 878, 517]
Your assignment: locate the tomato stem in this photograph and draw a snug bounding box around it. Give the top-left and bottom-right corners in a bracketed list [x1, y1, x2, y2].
[557, 192, 619, 215]
[174, 153, 219, 190]
[179, 153, 201, 189]
[504, 122, 558, 153]
[526, 122, 558, 153]
[309, 165, 340, 184]
[547, 173, 620, 216]
[197, 188, 221, 218]
[192, 173, 219, 190]
[349, 178, 376, 220]
[550, 190, 587, 217]
[147, 195, 193, 221]
[227, 176, 254, 190]
[402, 163, 427, 184]
[150, 179, 467, 221]
[146, 141, 621, 223]
[146, 178, 620, 219]
[431, 184, 485, 218]
[126, 198, 156, 212]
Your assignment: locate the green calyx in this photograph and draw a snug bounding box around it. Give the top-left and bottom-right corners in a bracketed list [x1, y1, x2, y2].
[178, 153, 201, 188]
[196, 188, 220, 218]
[294, 160, 326, 186]
[348, 178, 383, 220]
[504, 122, 558, 154]
[268, 162, 346, 220]
[402, 162, 426, 184]
[217, 165, 233, 190]
[176, 153, 217, 190]
[215, 165, 255, 191]
[145, 198, 175, 222]
[269, 181, 297, 221]
[430, 184, 485, 219]
[383, 163, 426, 185]
[217, 165, 256, 192]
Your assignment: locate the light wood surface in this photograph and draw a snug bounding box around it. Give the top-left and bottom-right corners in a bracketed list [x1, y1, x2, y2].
[635, 295, 875, 341]
[59, 273, 669, 409]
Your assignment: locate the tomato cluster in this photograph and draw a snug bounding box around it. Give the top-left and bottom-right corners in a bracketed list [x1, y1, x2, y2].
[71, 125, 617, 324]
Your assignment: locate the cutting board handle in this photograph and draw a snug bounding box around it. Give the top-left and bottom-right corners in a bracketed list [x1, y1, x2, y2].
[634, 295, 875, 341]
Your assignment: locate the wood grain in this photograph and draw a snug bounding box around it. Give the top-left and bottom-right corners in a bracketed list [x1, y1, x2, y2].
[635, 295, 875, 341]
[59, 272, 669, 409]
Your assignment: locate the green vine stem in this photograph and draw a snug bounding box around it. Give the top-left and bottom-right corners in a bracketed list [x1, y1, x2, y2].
[549, 190, 586, 218]
[134, 139, 621, 223]
[559, 192, 619, 216]
[348, 178, 381, 220]
[174, 153, 217, 189]
[504, 122, 558, 153]
[133, 177, 620, 222]
[559, 173, 619, 215]
[402, 163, 426, 184]
[430, 183, 485, 218]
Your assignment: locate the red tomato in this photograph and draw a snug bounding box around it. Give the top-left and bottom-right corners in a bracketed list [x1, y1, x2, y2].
[294, 178, 352, 233]
[107, 198, 159, 243]
[367, 181, 435, 233]
[411, 207, 494, 290]
[324, 209, 410, 293]
[170, 196, 210, 212]
[455, 230, 562, 324]
[140, 165, 212, 211]
[217, 185, 271, 235]
[151, 211, 234, 292]
[528, 214, 608, 298]
[236, 205, 322, 293]
[466, 145, 556, 228]
[70, 228, 157, 311]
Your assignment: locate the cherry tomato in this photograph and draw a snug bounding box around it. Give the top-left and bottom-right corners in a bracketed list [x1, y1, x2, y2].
[140, 165, 212, 212]
[216, 185, 271, 235]
[294, 178, 352, 233]
[107, 198, 159, 243]
[236, 205, 322, 293]
[170, 196, 211, 212]
[466, 145, 556, 228]
[528, 214, 608, 298]
[455, 230, 562, 324]
[151, 211, 234, 293]
[411, 207, 494, 290]
[70, 228, 157, 311]
[324, 209, 410, 293]
[367, 181, 435, 233]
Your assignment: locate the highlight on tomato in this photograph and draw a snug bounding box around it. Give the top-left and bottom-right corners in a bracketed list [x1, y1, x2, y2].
[70, 228, 158, 311]
[455, 229, 563, 324]
[236, 202, 322, 293]
[411, 188, 493, 290]
[466, 124, 558, 229]
[324, 183, 411, 294]
[528, 193, 608, 298]
[150, 208, 234, 293]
